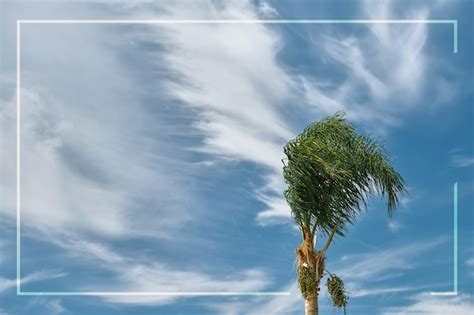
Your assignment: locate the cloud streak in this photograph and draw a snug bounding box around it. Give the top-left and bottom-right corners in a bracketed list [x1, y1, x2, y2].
[334, 238, 446, 281]
[120, 0, 297, 224]
[49, 235, 272, 306]
[0, 270, 66, 293]
[451, 154, 474, 168]
[382, 293, 474, 315]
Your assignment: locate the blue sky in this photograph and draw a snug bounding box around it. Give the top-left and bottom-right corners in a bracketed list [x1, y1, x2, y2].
[0, 0, 473, 314]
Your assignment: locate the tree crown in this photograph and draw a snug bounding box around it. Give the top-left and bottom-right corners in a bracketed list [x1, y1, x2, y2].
[283, 112, 406, 237]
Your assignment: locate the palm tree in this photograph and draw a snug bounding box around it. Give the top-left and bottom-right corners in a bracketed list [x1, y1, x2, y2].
[283, 112, 405, 315]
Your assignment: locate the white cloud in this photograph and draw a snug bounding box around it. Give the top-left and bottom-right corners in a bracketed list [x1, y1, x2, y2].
[0, 240, 5, 266]
[333, 238, 446, 281]
[0, 270, 66, 293]
[47, 236, 272, 306]
[208, 283, 302, 315]
[467, 257, 474, 277]
[122, 0, 295, 224]
[207, 238, 450, 314]
[0, 2, 285, 301]
[451, 154, 474, 168]
[257, 1, 279, 18]
[0, 0, 295, 241]
[0, 2, 468, 315]
[105, 267, 270, 306]
[302, 0, 456, 133]
[382, 292, 474, 315]
[2, 0, 457, 232]
[32, 299, 66, 315]
[347, 283, 426, 298]
[323, 36, 389, 101]
[1, 83, 200, 239]
[388, 220, 402, 232]
[255, 191, 292, 225]
[15, 231, 272, 306]
[362, 1, 429, 98]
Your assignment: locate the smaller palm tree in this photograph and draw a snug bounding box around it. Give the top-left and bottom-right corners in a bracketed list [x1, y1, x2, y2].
[283, 112, 405, 315]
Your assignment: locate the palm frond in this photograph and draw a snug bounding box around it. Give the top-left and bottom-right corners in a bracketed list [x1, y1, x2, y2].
[283, 112, 406, 237]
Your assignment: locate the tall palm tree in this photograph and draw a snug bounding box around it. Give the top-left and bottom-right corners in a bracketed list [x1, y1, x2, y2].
[283, 112, 406, 315]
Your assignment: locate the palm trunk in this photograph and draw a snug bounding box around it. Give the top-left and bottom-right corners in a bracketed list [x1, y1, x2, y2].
[297, 226, 324, 315]
[305, 292, 318, 315]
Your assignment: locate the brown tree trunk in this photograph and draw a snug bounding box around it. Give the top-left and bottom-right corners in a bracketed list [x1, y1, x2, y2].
[305, 291, 318, 315]
[297, 226, 324, 315]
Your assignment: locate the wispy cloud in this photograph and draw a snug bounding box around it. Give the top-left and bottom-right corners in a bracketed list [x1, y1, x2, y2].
[333, 238, 447, 282]
[388, 220, 403, 232]
[1, 1, 284, 303]
[347, 283, 429, 298]
[41, 234, 272, 306]
[1, 0, 458, 232]
[382, 292, 474, 315]
[0, 240, 6, 267]
[30, 299, 66, 315]
[257, 0, 279, 18]
[122, 0, 295, 224]
[0, 1, 470, 315]
[1, 84, 202, 239]
[467, 257, 474, 277]
[467, 258, 474, 266]
[301, 0, 461, 138]
[206, 238, 450, 314]
[451, 154, 474, 168]
[0, 270, 66, 293]
[104, 267, 270, 306]
[208, 283, 301, 315]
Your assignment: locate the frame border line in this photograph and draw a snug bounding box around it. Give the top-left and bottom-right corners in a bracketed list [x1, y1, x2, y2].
[16, 18, 458, 297]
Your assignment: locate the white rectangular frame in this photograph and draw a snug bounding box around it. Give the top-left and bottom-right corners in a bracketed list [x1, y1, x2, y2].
[16, 18, 458, 296]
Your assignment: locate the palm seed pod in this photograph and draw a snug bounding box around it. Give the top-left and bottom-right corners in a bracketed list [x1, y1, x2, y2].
[326, 274, 348, 314]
